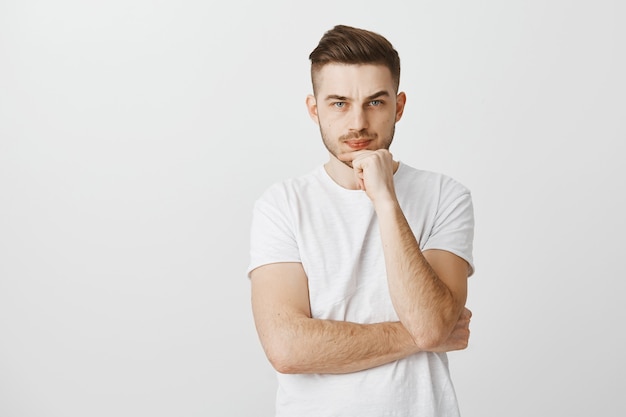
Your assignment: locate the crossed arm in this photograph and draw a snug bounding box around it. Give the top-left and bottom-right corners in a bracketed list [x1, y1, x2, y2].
[251, 251, 470, 375]
[251, 242, 470, 376]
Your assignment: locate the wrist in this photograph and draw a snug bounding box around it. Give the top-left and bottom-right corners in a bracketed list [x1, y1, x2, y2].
[373, 195, 400, 214]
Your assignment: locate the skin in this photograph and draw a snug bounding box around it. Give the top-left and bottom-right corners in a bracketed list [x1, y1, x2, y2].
[250, 63, 472, 374]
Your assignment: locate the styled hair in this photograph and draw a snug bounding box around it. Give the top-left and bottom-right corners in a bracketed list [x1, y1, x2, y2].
[309, 25, 401, 93]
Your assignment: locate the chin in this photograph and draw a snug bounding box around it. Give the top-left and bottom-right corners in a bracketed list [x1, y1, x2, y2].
[341, 160, 353, 169]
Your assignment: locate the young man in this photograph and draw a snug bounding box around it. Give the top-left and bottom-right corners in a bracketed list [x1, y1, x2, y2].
[247, 25, 475, 416]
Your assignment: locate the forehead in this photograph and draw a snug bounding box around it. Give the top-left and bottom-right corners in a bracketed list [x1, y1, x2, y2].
[314, 63, 395, 98]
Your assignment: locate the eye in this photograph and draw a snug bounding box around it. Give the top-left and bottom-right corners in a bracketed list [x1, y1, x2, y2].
[369, 100, 382, 106]
[333, 102, 346, 108]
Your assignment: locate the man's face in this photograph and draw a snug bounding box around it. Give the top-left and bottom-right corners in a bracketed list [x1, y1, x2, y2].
[306, 63, 406, 166]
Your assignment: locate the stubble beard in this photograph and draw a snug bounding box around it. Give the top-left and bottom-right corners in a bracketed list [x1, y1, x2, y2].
[319, 125, 396, 168]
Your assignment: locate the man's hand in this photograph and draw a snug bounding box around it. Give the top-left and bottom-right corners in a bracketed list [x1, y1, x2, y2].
[338, 149, 398, 203]
[429, 307, 472, 353]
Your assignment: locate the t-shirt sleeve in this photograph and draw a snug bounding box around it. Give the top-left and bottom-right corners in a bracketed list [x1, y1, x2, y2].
[246, 186, 301, 278]
[422, 184, 475, 277]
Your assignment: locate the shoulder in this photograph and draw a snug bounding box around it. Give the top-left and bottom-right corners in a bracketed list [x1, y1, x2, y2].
[396, 162, 471, 199]
[255, 166, 325, 207]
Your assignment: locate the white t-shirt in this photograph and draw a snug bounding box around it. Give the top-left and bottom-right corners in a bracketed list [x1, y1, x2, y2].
[248, 162, 475, 417]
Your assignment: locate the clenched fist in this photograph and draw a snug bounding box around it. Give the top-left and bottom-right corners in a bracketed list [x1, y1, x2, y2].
[338, 149, 399, 204]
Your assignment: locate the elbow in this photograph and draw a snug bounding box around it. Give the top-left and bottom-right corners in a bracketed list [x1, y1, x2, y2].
[272, 362, 300, 375]
[404, 317, 457, 351]
[257, 315, 313, 374]
[268, 355, 299, 374]
[406, 313, 470, 352]
[409, 328, 450, 351]
[264, 341, 303, 374]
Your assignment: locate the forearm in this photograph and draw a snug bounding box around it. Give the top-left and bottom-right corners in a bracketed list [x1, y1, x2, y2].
[259, 316, 419, 374]
[375, 200, 464, 348]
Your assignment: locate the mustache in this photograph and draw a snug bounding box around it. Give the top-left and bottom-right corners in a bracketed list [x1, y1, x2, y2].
[339, 130, 378, 141]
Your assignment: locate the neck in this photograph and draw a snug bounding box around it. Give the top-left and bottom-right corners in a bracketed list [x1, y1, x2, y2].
[324, 156, 358, 190]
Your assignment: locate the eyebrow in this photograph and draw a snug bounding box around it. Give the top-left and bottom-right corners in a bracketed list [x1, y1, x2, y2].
[324, 90, 391, 102]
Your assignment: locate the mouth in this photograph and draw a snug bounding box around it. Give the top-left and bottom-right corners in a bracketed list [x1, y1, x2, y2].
[344, 139, 373, 150]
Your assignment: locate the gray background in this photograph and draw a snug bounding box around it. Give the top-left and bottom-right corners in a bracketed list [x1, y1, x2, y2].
[1, 0, 624, 416]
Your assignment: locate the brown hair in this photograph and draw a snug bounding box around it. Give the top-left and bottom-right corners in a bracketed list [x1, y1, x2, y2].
[309, 25, 401, 93]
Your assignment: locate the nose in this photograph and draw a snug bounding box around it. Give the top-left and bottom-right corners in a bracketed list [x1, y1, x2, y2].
[348, 106, 368, 131]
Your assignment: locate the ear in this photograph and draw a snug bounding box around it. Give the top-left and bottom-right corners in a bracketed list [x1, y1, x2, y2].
[395, 92, 406, 122]
[305, 94, 319, 124]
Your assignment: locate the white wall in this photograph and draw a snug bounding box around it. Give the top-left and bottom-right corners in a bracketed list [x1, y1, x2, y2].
[1, 1, 624, 416]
